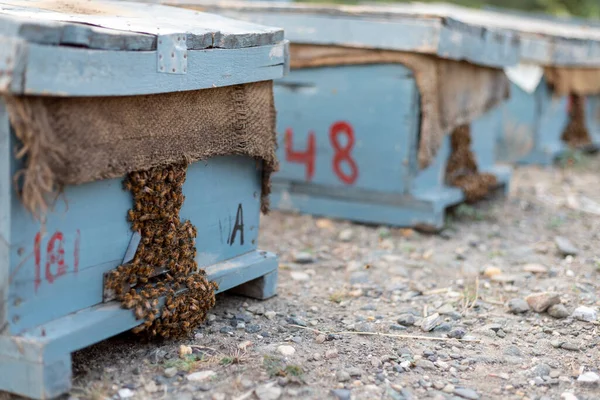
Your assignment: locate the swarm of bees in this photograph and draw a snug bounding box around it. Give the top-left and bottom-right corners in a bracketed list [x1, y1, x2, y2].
[562, 94, 592, 148]
[445, 125, 498, 203]
[104, 163, 218, 339]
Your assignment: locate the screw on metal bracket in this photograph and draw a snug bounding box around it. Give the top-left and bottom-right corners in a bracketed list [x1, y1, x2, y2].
[157, 33, 188, 75]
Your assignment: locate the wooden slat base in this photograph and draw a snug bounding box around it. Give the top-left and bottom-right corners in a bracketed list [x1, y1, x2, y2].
[0, 250, 278, 400]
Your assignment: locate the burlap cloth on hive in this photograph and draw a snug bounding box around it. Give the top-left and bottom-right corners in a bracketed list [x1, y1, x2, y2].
[4, 80, 278, 218]
[289, 44, 510, 169]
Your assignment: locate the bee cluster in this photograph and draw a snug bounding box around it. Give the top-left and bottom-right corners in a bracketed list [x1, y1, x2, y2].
[563, 94, 591, 148]
[445, 125, 498, 203]
[104, 164, 218, 339]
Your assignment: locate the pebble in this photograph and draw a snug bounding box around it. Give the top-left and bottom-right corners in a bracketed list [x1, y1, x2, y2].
[220, 326, 234, 334]
[277, 345, 296, 356]
[507, 298, 530, 314]
[118, 389, 134, 399]
[164, 367, 178, 378]
[561, 393, 579, 400]
[561, 342, 580, 351]
[522, 263, 548, 274]
[337, 370, 351, 382]
[454, 387, 480, 400]
[415, 359, 436, 370]
[255, 385, 282, 400]
[503, 345, 522, 357]
[290, 271, 310, 281]
[389, 324, 407, 331]
[548, 304, 570, 319]
[577, 371, 600, 385]
[532, 363, 551, 378]
[264, 311, 277, 320]
[179, 345, 192, 358]
[338, 229, 354, 242]
[144, 381, 158, 393]
[245, 324, 262, 334]
[555, 236, 579, 256]
[238, 341, 253, 351]
[397, 314, 416, 326]
[448, 328, 466, 339]
[421, 313, 441, 332]
[287, 317, 307, 327]
[325, 349, 339, 359]
[443, 384, 455, 394]
[211, 394, 225, 400]
[187, 370, 216, 382]
[525, 292, 560, 313]
[331, 389, 351, 400]
[572, 306, 597, 322]
[293, 252, 314, 264]
[483, 266, 502, 278]
[316, 334, 327, 344]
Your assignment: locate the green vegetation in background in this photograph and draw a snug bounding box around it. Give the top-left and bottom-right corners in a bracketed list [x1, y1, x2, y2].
[298, 0, 600, 20]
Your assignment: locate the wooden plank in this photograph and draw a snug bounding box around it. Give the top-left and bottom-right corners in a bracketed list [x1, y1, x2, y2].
[3, 250, 277, 365]
[0, 0, 283, 50]
[0, 39, 288, 96]
[0, 101, 10, 335]
[0, 353, 71, 399]
[272, 64, 419, 195]
[167, 1, 521, 67]
[8, 156, 263, 333]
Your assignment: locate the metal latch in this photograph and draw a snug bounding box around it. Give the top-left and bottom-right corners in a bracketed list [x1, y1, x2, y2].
[157, 33, 188, 75]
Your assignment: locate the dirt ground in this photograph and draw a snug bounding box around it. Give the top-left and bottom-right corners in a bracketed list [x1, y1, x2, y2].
[6, 153, 600, 400]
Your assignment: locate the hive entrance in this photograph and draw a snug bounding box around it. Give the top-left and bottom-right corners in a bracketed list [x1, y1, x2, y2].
[562, 94, 592, 148]
[104, 164, 218, 339]
[445, 125, 497, 203]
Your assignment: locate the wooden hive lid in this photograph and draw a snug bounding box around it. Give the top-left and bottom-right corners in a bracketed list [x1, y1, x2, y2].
[167, 0, 600, 67]
[0, 0, 289, 96]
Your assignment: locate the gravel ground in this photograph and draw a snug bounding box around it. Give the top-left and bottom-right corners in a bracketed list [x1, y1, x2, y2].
[4, 154, 600, 400]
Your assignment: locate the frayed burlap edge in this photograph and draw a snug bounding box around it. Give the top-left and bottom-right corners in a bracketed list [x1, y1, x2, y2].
[4, 81, 279, 220]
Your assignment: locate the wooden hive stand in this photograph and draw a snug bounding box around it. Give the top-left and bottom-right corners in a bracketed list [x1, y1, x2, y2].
[470, 4, 600, 165]
[0, 1, 288, 398]
[145, 0, 516, 230]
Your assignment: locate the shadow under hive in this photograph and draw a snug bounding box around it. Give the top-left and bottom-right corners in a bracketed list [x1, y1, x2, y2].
[562, 94, 592, 148]
[104, 164, 218, 339]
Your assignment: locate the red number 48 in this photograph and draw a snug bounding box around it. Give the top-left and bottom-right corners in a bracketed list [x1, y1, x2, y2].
[284, 121, 358, 185]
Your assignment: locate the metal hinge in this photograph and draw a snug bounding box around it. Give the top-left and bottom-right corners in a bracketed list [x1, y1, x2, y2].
[157, 33, 188, 75]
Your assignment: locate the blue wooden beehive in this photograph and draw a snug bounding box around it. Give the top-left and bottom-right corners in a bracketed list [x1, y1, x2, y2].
[0, 1, 288, 398]
[434, 3, 600, 165]
[151, 1, 517, 230]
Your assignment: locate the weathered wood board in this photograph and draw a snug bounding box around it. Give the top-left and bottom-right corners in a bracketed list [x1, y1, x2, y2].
[0, 2, 286, 399]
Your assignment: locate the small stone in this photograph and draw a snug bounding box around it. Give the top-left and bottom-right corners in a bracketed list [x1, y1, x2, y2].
[397, 314, 416, 326]
[236, 321, 246, 330]
[338, 229, 354, 242]
[337, 370, 351, 382]
[144, 381, 158, 393]
[507, 298, 530, 314]
[312, 353, 322, 361]
[454, 387, 480, 400]
[277, 345, 296, 356]
[370, 358, 382, 368]
[245, 324, 262, 334]
[211, 394, 225, 400]
[220, 326, 234, 334]
[415, 359, 436, 370]
[448, 328, 466, 339]
[532, 363, 551, 378]
[555, 236, 579, 256]
[293, 252, 314, 264]
[325, 349, 339, 359]
[443, 384, 455, 394]
[421, 313, 441, 332]
[561, 393, 579, 400]
[525, 292, 561, 313]
[483, 266, 502, 278]
[238, 340, 253, 350]
[316, 334, 327, 344]
[264, 311, 277, 320]
[389, 324, 407, 331]
[560, 342, 580, 351]
[331, 389, 351, 400]
[164, 367, 178, 378]
[118, 389, 134, 399]
[255, 385, 282, 400]
[503, 345, 522, 357]
[290, 271, 310, 281]
[287, 317, 307, 327]
[179, 345, 192, 358]
[572, 306, 597, 322]
[187, 370, 216, 382]
[577, 371, 600, 385]
[523, 263, 548, 274]
[548, 304, 570, 319]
